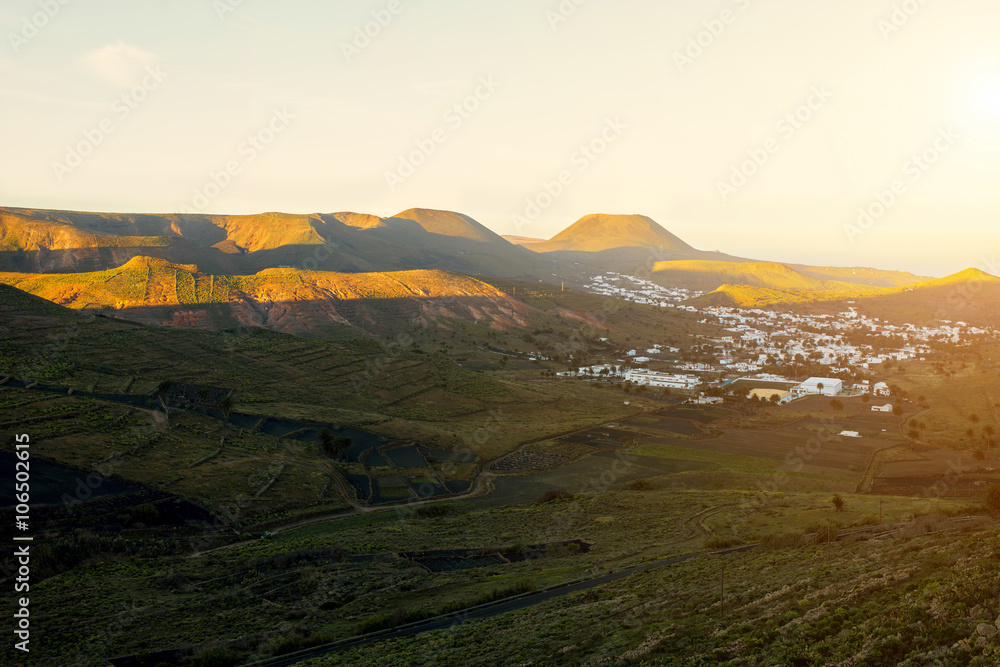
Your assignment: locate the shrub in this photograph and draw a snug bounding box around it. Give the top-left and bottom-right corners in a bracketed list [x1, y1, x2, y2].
[831, 494, 845, 512]
[536, 489, 574, 503]
[704, 535, 744, 549]
[186, 646, 241, 667]
[986, 486, 1000, 513]
[413, 504, 461, 518]
[623, 479, 656, 491]
[760, 531, 805, 549]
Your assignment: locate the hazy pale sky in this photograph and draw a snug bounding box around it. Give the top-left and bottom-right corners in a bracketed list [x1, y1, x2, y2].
[3, 0, 1000, 276]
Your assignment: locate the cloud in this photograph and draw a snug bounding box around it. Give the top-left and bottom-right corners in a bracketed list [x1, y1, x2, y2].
[78, 41, 158, 87]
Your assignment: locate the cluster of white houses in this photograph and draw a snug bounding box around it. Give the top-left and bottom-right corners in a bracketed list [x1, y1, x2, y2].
[581, 274, 995, 380]
[586, 273, 701, 307]
[559, 365, 702, 390]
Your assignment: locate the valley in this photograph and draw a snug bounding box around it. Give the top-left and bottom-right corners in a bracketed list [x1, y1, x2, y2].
[3, 207, 1000, 666]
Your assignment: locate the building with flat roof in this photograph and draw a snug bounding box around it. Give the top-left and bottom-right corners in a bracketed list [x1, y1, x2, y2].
[792, 377, 843, 397]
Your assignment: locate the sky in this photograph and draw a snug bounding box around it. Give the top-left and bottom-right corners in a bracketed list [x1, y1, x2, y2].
[3, 0, 1000, 277]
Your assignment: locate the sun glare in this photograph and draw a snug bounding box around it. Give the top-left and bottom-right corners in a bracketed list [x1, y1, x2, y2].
[972, 73, 1000, 120]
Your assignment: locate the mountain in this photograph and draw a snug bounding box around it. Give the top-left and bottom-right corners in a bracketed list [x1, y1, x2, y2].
[520, 214, 695, 254]
[0, 207, 550, 279]
[788, 264, 931, 288]
[502, 235, 545, 246]
[0, 256, 536, 337]
[846, 268, 1000, 326]
[385, 208, 507, 244]
[695, 268, 1000, 324]
[652, 260, 831, 292]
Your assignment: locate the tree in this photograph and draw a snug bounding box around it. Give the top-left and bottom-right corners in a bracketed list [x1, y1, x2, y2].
[198, 388, 211, 414]
[986, 486, 1000, 514]
[156, 380, 174, 421]
[892, 405, 903, 417]
[830, 399, 844, 412]
[970, 413, 981, 426]
[831, 494, 845, 512]
[318, 430, 352, 460]
[861, 393, 870, 404]
[219, 394, 234, 424]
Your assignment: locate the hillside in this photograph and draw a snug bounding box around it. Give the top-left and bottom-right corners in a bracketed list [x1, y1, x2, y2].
[697, 268, 1000, 324]
[846, 268, 1000, 327]
[790, 264, 929, 288]
[692, 283, 886, 308]
[387, 208, 507, 244]
[520, 214, 696, 254]
[652, 260, 830, 291]
[502, 235, 545, 245]
[0, 257, 538, 337]
[0, 207, 549, 279]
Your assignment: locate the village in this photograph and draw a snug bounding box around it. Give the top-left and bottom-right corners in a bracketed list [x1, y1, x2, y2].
[569, 272, 998, 408]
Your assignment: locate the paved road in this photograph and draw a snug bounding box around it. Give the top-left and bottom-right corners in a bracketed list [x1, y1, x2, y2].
[246, 545, 755, 667]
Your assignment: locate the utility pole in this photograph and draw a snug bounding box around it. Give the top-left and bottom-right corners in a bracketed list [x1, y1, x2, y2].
[879, 499, 883, 525]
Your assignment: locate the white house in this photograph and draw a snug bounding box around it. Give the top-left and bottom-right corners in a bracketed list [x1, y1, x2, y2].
[873, 382, 891, 397]
[872, 404, 893, 413]
[793, 377, 843, 397]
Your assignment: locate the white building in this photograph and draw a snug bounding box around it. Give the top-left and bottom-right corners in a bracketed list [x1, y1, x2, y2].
[624, 369, 701, 389]
[793, 377, 843, 397]
[872, 404, 893, 413]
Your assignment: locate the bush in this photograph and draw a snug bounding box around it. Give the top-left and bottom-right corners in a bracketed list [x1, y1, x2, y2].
[704, 535, 744, 549]
[986, 486, 1000, 513]
[623, 479, 656, 491]
[536, 489, 574, 503]
[760, 531, 805, 549]
[413, 504, 462, 518]
[186, 646, 241, 667]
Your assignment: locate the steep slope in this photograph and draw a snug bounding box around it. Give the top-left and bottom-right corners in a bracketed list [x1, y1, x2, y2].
[0, 257, 536, 337]
[0, 207, 550, 279]
[847, 268, 1000, 326]
[695, 268, 1000, 325]
[502, 235, 545, 246]
[790, 264, 929, 288]
[522, 214, 695, 253]
[652, 260, 831, 291]
[387, 208, 507, 244]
